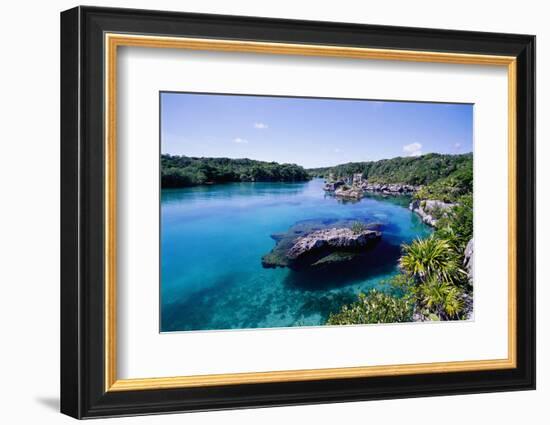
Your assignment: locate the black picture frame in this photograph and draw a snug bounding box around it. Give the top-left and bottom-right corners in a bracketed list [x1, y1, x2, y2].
[61, 5, 535, 419]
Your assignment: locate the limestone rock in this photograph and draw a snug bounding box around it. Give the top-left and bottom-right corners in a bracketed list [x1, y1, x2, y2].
[261, 219, 382, 269]
[409, 199, 456, 227]
[463, 238, 474, 286]
[287, 228, 381, 260]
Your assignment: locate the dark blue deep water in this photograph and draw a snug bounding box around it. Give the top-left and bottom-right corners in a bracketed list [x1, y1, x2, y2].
[160, 179, 432, 332]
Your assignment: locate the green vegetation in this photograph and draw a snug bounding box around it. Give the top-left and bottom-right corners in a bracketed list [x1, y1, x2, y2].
[350, 221, 367, 234]
[326, 289, 413, 325]
[398, 236, 468, 320]
[434, 194, 473, 252]
[310, 153, 473, 202]
[309, 152, 472, 185]
[325, 153, 473, 325]
[414, 161, 473, 202]
[418, 278, 464, 319]
[162, 154, 310, 188]
[399, 235, 463, 284]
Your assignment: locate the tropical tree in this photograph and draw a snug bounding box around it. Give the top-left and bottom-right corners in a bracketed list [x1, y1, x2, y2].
[400, 235, 465, 284]
[416, 277, 464, 320]
[436, 194, 473, 249]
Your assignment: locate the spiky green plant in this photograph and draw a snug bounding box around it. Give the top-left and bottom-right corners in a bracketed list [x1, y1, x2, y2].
[417, 277, 464, 319]
[400, 235, 465, 284]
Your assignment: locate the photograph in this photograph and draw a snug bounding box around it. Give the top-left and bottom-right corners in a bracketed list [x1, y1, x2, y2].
[56, 4, 536, 419]
[160, 92, 474, 332]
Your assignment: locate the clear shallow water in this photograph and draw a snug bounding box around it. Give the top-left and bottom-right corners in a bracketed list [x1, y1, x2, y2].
[160, 178, 432, 332]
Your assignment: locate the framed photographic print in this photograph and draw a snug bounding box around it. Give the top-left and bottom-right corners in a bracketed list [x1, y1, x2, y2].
[60, 6, 535, 419]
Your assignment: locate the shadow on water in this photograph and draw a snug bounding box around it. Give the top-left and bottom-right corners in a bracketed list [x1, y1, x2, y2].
[283, 239, 403, 291]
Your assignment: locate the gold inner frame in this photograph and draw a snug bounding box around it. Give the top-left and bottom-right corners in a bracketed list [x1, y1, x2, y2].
[104, 33, 517, 392]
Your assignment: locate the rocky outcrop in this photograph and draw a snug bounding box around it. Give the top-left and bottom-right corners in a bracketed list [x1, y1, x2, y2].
[287, 228, 381, 260]
[459, 237, 474, 318]
[463, 238, 474, 286]
[409, 199, 457, 227]
[323, 180, 345, 192]
[324, 179, 419, 198]
[361, 182, 419, 194]
[261, 219, 382, 269]
[334, 186, 363, 199]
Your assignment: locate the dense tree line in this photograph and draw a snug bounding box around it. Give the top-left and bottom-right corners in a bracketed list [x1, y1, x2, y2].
[161, 154, 310, 188]
[309, 152, 473, 187]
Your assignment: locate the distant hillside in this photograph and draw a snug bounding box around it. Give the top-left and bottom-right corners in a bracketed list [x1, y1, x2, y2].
[308, 153, 473, 186]
[161, 154, 310, 188]
[309, 153, 473, 202]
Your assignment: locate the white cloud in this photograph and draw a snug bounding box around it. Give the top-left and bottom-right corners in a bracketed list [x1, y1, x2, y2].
[253, 122, 268, 129]
[454, 142, 462, 149]
[233, 137, 249, 144]
[333, 148, 342, 153]
[403, 142, 422, 157]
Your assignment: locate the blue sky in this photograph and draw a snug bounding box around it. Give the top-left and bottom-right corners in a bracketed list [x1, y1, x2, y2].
[161, 92, 473, 169]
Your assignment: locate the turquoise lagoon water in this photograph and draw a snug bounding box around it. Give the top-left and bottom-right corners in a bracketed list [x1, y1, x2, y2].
[160, 178, 432, 332]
